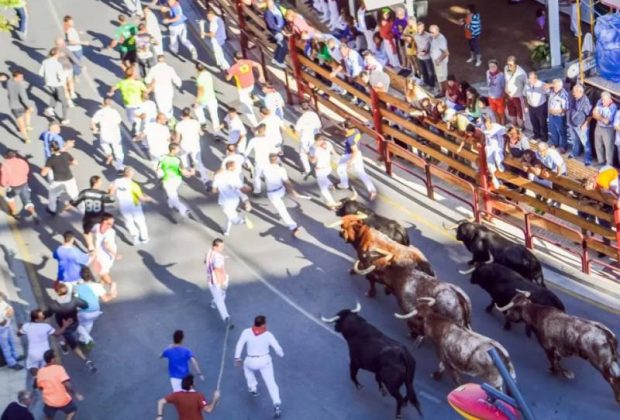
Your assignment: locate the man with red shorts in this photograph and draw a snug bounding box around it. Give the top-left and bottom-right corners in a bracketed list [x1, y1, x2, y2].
[486, 59, 505, 124]
[504, 56, 527, 128]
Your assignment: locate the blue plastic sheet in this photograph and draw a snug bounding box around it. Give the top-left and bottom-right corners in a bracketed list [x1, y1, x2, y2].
[595, 13, 620, 83]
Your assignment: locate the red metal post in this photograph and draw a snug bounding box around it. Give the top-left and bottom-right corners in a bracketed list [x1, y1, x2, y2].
[524, 212, 533, 249]
[475, 138, 493, 216]
[614, 203, 620, 262]
[288, 35, 304, 103]
[283, 70, 293, 104]
[581, 237, 590, 274]
[258, 49, 269, 83]
[384, 144, 393, 176]
[369, 88, 384, 154]
[235, 0, 248, 58]
[424, 163, 435, 200]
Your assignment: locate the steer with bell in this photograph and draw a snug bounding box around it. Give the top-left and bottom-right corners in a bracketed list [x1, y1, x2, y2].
[321, 303, 422, 419]
[497, 291, 620, 403]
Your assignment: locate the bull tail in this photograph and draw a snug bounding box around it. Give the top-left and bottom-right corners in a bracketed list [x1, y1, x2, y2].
[451, 285, 473, 330]
[534, 270, 545, 287]
[592, 321, 619, 356]
[420, 260, 435, 277]
[492, 341, 517, 381]
[402, 350, 422, 416]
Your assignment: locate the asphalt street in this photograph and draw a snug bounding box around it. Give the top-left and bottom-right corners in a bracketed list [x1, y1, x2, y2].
[0, 1, 619, 419]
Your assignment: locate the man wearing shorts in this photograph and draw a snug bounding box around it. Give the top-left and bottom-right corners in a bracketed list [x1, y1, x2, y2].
[161, 330, 205, 392]
[0, 150, 38, 221]
[486, 59, 505, 124]
[109, 15, 138, 71]
[504, 56, 527, 128]
[70, 175, 114, 243]
[91, 97, 125, 171]
[19, 309, 71, 380]
[108, 68, 148, 136]
[6, 70, 33, 143]
[53, 231, 91, 292]
[37, 350, 84, 420]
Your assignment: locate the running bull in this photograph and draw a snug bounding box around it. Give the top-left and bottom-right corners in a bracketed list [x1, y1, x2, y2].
[497, 291, 620, 402]
[321, 303, 422, 419]
[395, 298, 516, 392]
[444, 220, 545, 286]
[470, 263, 564, 334]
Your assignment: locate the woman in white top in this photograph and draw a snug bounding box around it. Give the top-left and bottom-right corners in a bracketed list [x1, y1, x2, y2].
[63, 16, 89, 79]
[88, 213, 120, 288]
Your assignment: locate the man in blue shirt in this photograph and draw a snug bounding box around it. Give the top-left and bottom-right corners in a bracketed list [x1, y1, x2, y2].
[52, 231, 90, 290]
[336, 121, 377, 200]
[203, 9, 230, 71]
[161, 330, 204, 391]
[592, 91, 618, 167]
[264, 0, 287, 68]
[162, 0, 197, 59]
[38, 121, 69, 160]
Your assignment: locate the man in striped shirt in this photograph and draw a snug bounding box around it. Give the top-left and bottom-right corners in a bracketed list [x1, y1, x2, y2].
[462, 4, 482, 67]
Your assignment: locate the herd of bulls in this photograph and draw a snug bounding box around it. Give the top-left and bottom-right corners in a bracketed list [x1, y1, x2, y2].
[319, 197, 620, 419]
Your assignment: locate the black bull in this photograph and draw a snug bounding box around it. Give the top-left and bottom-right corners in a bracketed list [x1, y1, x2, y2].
[322, 307, 422, 419]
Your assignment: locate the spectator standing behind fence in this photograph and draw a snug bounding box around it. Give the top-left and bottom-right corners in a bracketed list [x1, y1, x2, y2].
[503, 56, 526, 128]
[523, 71, 548, 142]
[615, 108, 620, 165]
[486, 59, 505, 124]
[567, 84, 593, 166]
[482, 116, 506, 189]
[392, 7, 408, 65]
[592, 91, 618, 167]
[264, 0, 288, 69]
[429, 25, 449, 93]
[586, 166, 619, 205]
[414, 21, 435, 89]
[546, 79, 569, 152]
[462, 4, 482, 67]
[379, 10, 400, 69]
[401, 17, 418, 74]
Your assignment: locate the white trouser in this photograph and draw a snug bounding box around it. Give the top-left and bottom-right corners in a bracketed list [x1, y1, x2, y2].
[48, 178, 79, 212]
[485, 145, 505, 173]
[327, 0, 339, 28]
[238, 86, 258, 126]
[359, 29, 374, 52]
[125, 106, 141, 133]
[77, 310, 102, 343]
[383, 40, 400, 68]
[154, 90, 174, 118]
[181, 149, 209, 183]
[243, 355, 281, 406]
[170, 377, 182, 392]
[316, 167, 336, 205]
[211, 39, 230, 70]
[153, 35, 164, 55]
[195, 100, 220, 133]
[337, 155, 376, 193]
[221, 198, 243, 233]
[268, 187, 297, 230]
[120, 205, 149, 241]
[101, 141, 125, 170]
[169, 24, 195, 54]
[123, 0, 143, 16]
[209, 283, 229, 321]
[299, 142, 311, 174]
[163, 178, 189, 215]
[253, 162, 268, 193]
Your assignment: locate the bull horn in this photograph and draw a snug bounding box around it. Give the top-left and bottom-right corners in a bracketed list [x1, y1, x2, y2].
[485, 254, 494, 264]
[349, 187, 359, 201]
[458, 265, 477, 275]
[394, 309, 418, 319]
[353, 260, 376, 275]
[417, 297, 436, 306]
[351, 301, 362, 313]
[355, 212, 368, 220]
[441, 218, 475, 231]
[320, 315, 340, 323]
[495, 302, 515, 312]
[326, 220, 344, 228]
[515, 289, 531, 298]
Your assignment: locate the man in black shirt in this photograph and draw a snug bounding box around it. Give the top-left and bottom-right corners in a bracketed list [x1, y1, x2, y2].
[69, 175, 114, 237]
[1, 390, 34, 420]
[41, 140, 78, 215]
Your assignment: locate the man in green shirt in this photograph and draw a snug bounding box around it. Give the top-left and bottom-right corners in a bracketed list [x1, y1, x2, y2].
[157, 143, 195, 218]
[108, 15, 138, 71]
[193, 63, 220, 135]
[107, 67, 147, 136]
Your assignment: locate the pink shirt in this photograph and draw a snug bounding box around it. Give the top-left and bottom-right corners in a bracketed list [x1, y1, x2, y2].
[291, 15, 315, 39]
[0, 157, 29, 187]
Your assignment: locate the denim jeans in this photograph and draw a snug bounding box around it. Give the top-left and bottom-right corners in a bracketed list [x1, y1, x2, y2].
[0, 324, 18, 366]
[548, 115, 567, 149]
[15, 7, 27, 36]
[273, 33, 288, 64]
[568, 125, 591, 164]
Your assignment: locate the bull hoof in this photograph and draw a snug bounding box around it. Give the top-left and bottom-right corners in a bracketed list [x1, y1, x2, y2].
[503, 322, 512, 331]
[365, 290, 377, 298]
[349, 268, 355, 275]
[431, 371, 442, 381]
[485, 305, 493, 314]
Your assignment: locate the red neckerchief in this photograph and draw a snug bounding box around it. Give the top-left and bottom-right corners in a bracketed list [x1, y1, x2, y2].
[252, 326, 267, 336]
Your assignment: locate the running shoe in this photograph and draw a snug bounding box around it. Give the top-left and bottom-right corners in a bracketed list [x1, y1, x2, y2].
[86, 360, 97, 374]
[60, 342, 69, 355]
[274, 404, 281, 418]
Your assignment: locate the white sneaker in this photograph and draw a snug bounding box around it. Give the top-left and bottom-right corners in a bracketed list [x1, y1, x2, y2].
[466, 57, 474, 63]
[43, 108, 55, 117]
[475, 60, 482, 67]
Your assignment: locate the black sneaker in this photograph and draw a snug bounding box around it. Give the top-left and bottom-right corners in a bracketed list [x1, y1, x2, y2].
[60, 342, 69, 355]
[86, 360, 97, 374]
[274, 404, 281, 418]
[225, 317, 234, 330]
[9, 363, 24, 370]
[250, 390, 259, 397]
[45, 208, 57, 216]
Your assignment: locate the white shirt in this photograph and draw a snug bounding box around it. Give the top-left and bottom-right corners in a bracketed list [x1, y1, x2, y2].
[430, 33, 448, 63]
[295, 111, 322, 149]
[205, 249, 226, 285]
[504, 65, 527, 98]
[19, 322, 54, 357]
[221, 153, 246, 177]
[175, 118, 202, 153]
[523, 80, 548, 107]
[93, 224, 117, 258]
[144, 122, 170, 158]
[145, 62, 182, 94]
[226, 115, 247, 144]
[137, 100, 158, 123]
[92, 107, 122, 144]
[65, 27, 82, 52]
[234, 328, 284, 358]
[0, 300, 11, 324]
[245, 136, 277, 166]
[260, 114, 283, 145]
[356, 7, 367, 31]
[310, 142, 334, 169]
[113, 177, 141, 212]
[264, 92, 284, 114]
[263, 164, 288, 192]
[145, 9, 163, 40]
[214, 170, 243, 205]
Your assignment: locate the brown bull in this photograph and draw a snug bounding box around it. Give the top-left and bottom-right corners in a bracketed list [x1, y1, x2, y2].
[395, 298, 516, 391]
[497, 291, 620, 403]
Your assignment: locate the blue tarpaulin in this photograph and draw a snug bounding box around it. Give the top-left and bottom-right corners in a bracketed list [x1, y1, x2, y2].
[595, 13, 620, 83]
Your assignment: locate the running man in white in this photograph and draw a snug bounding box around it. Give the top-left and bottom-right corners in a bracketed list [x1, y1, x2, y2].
[75, 266, 117, 347]
[87, 212, 120, 289]
[234, 315, 283, 418]
[204, 238, 233, 329]
[262, 83, 285, 120]
[244, 124, 278, 194]
[293, 101, 322, 176]
[18, 308, 72, 380]
[91, 97, 124, 171]
[109, 166, 152, 245]
[212, 160, 251, 236]
[157, 143, 195, 218]
[140, 112, 171, 169]
[263, 153, 301, 236]
[337, 120, 377, 200]
[222, 108, 248, 153]
[222, 143, 254, 185]
[135, 90, 158, 138]
[145, 55, 182, 118]
[259, 106, 284, 151]
[194, 63, 220, 135]
[309, 134, 338, 208]
[175, 107, 210, 186]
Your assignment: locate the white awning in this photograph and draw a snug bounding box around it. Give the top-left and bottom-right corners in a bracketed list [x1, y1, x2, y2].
[364, 0, 405, 12]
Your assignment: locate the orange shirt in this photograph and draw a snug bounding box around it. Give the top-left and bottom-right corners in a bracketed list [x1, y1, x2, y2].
[37, 364, 72, 408]
[227, 60, 255, 90]
[0, 157, 29, 187]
